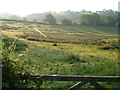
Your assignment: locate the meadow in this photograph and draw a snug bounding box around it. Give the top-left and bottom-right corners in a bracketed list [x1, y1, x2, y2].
[2, 21, 120, 88]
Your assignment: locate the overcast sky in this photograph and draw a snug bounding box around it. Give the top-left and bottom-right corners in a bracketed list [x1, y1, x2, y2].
[0, 0, 119, 16]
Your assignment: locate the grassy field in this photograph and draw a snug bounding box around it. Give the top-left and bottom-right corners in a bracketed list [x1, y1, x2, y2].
[2, 21, 120, 88]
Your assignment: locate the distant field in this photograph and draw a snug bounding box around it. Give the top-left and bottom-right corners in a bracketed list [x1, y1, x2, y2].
[2, 22, 118, 44]
[2, 21, 120, 88]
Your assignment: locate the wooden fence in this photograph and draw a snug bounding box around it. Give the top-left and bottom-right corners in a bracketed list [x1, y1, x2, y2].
[19, 73, 120, 89]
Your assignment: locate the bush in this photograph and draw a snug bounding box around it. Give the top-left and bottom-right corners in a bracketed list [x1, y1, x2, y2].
[2, 41, 42, 88]
[2, 43, 24, 88]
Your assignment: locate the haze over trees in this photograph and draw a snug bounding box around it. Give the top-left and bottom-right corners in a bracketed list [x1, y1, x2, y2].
[0, 9, 119, 26]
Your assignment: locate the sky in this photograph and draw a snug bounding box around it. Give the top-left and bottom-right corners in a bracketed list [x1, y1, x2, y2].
[0, 0, 119, 16]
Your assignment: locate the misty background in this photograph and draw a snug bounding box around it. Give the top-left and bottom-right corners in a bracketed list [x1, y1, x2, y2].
[0, 9, 119, 24]
[0, 0, 119, 25]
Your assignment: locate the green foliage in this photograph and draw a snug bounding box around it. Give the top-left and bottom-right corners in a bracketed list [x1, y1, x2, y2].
[100, 15, 117, 26]
[80, 13, 92, 25]
[2, 42, 23, 88]
[2, 40, 42, 88]
[43, 14, 57, 24]
[61, 18, 72, 25]
[23, 9, 118, 25]
[80, 13, 117, 26]
[80, 13, 100, 25]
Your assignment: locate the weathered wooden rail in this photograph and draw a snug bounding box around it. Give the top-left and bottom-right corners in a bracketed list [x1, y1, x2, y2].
[19, 73, 120, 89]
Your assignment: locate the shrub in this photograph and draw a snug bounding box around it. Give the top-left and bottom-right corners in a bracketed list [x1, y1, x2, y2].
[2, 41, 42, 88]
[2, 43, 24, 88]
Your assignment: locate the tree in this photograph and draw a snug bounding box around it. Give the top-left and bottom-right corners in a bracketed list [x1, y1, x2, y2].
[61, 18, 72, 25]
[43, 14, 57, 24]
[79, 14, 91, 25]
[100, 15, 116, 26]
[89, 13, 101, 25]
[80, 13, 101, 26]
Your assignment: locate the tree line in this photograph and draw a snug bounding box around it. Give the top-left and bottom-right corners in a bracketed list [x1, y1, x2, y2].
[43, 13, 118, 26]
[1, 10, 119, 26]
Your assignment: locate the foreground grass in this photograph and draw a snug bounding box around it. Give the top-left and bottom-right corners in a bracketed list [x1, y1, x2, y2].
[2, 22, 119, 88]
[18, 44, 119, 88]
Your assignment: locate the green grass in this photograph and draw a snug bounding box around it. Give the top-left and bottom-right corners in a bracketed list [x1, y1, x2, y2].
[90, 26, 118, 34]
[21, 45, 118, 76]
[17, 45, 119, 88]
[2, 21, 120, 88]
[50, 25, 118, 35]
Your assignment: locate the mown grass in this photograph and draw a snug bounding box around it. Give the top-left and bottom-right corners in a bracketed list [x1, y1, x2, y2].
[2, 21, 120, 88]
[21, 44, 118, 75]
[17, 45, 119, 88]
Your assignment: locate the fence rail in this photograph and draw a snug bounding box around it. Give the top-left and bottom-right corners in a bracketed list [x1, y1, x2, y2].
[40, 75, 120, 82]
[19, 73, 120, 89]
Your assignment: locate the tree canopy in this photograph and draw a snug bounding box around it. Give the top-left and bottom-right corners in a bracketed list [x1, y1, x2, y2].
[80, 13, 117, 26]
[61, 18, 72, 25]
[43, 14, 57, 24]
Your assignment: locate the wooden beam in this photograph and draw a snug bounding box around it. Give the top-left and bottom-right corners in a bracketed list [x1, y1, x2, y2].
[89, 81, 106, 90]
[40, 75, 120, 82]
[68, 81, 88, 90]
[18, 74, 120, 89]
